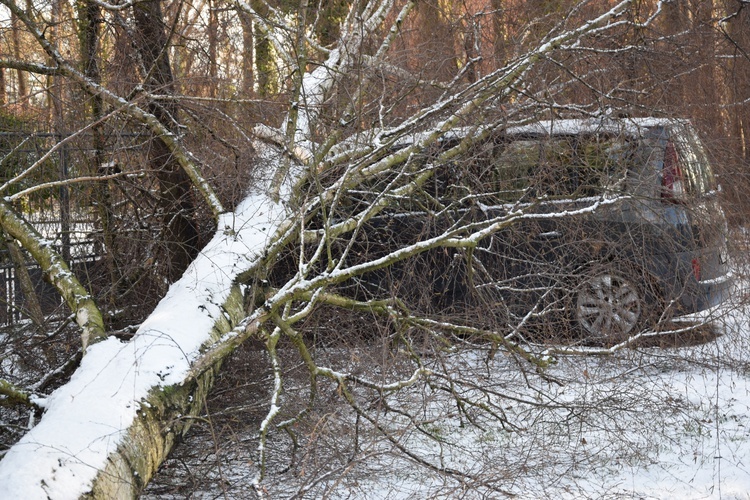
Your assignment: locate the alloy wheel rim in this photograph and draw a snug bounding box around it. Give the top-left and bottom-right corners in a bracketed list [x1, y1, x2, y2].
[576, 273, 642, 339]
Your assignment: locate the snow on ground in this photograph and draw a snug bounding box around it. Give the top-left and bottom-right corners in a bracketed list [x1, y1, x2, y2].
[143, 273, 750, 499]
[338, 302, 750, 499]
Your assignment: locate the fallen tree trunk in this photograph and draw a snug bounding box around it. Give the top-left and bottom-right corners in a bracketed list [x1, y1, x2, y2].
[86, 284, 250, 498]
[0, 195, 284, 498]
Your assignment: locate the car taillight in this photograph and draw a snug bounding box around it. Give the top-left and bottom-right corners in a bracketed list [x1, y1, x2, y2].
[662, 140, 686, 203]
[691, 258, 701, 281]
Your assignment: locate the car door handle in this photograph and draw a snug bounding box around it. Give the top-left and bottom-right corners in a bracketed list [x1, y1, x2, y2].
[537, 231, 561, 240]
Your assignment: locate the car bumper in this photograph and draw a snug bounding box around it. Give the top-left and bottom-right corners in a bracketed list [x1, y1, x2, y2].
[678, 269, 734, 313]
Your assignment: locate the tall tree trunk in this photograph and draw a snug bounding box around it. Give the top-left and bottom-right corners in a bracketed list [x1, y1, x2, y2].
[726, 0, 750, 161]
[207, 0, 218, 97]
[661, 1, 689, 111]
[462, 13, 478, 83]
[693, 0, 721, 133]
[491, 0, 507, 68]
[414, 1, 458, 83]
[133, 0, 200, 280]
[10, 12, 27, 110]
[252, 0, 274, 96]
[239, 9, 254, 95]
[78, 0, 120, 311]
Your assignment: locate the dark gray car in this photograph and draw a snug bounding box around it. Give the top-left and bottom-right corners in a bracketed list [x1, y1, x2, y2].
[307, 117, 734, 344]
[453, 117, 734, 343]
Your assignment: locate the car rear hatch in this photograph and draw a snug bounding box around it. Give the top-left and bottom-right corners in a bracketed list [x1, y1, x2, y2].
[653, 123, 733, 313]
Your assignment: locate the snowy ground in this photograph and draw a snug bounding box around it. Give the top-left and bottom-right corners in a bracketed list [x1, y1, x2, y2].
[143, 269, 750, 499]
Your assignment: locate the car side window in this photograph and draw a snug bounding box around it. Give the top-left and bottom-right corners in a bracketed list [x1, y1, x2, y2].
[574, 136, 632, 197]
[490, 139, 538, 200]
[490, 135, 631, 201]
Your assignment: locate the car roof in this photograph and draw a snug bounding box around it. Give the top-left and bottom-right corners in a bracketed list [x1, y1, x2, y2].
[501, 116, 688, 137]
[331, 117, 691, 158]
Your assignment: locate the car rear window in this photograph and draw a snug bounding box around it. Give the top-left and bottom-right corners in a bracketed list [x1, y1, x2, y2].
[669, 125, 718, 196]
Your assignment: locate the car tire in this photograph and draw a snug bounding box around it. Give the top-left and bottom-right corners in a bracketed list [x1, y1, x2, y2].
[574, 265, 648, 344]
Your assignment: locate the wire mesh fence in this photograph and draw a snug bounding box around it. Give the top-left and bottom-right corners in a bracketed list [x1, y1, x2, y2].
[0, 130, 119, 327]
[0, 237, 101, 326]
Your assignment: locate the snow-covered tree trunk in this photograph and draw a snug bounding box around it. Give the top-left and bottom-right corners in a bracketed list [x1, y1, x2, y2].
[0, 194, 283, 498]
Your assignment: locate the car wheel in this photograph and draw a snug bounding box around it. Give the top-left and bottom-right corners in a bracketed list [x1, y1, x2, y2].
[574, 267, 644, 343]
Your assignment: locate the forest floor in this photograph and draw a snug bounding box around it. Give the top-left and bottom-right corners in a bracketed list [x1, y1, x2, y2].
[143, 267, 750, 499]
